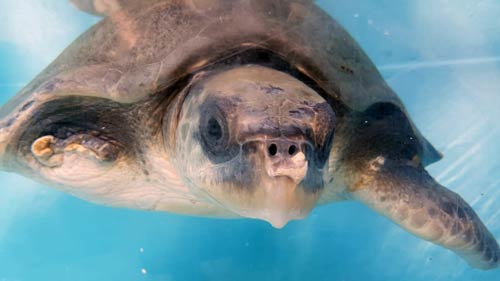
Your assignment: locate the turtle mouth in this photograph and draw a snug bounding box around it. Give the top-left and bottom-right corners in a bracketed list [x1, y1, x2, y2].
[209, 170, 322, 228]
[237, 176, 320, 229]
[203, 138, 326, 228]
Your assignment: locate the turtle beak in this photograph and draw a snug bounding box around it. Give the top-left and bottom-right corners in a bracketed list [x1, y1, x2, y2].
[246, 173, 318, 228]
[256, 176, 313, 228]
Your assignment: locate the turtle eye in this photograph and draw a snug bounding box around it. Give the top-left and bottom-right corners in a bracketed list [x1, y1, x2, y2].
[199, 110, 239, 163]
[206, 117, 223, 141]
[201, 114, 227, 148]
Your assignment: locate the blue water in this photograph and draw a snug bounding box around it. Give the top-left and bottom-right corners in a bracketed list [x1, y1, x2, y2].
[1, 1, 499, 280]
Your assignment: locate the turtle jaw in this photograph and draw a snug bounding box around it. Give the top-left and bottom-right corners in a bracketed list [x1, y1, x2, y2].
[243, 176, 320, 229]
[208, 174, 323, 229]
[202, 139, 325, 228]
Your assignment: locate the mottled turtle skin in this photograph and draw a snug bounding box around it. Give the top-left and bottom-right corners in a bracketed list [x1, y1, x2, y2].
[0, 0, 498, 269]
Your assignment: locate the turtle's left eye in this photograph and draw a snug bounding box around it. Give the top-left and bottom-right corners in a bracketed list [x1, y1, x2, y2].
[200, 111, 228, 149]
[207, 117, 223, 141]
[198, 108, 239, 163]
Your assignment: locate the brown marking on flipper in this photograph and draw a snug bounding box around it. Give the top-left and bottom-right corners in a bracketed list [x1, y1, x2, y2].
[32, 136, 56, 158]
[347, 157, 500, 270]
[31, 136, 63, 167]
[31, 134, 121, 167]
[349, 156, 385, 192]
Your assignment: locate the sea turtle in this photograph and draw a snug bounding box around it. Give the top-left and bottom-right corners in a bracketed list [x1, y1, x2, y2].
[0, 0, 498, 269]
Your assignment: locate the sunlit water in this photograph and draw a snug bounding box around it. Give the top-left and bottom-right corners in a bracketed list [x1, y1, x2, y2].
[0, 1, 499, 280]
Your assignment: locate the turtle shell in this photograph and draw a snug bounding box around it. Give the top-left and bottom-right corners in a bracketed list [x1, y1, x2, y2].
[0, 0, 441, 169]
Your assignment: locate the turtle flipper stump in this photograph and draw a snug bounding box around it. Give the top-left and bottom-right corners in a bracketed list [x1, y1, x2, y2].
[346, 157, 500, 270]
[32, 134, 121, 167]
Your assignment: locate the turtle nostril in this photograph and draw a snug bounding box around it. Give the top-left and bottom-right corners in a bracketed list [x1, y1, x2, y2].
[268, 143, 278, 156]
[288, 145, 297, 156]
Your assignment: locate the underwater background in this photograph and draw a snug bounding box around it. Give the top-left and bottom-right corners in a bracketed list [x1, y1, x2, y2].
[0, 0, 499, 280]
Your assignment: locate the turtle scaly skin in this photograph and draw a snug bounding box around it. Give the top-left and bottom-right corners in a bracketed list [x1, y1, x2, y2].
[0, 0, 498, 269]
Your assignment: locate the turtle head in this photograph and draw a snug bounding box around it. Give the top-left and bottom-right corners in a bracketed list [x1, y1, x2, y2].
[170, 65, 335, 228]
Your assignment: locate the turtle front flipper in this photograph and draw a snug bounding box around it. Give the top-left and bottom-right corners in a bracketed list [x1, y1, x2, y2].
[332, 102, 500, 269]
[346, 157, 499, 269]
[0, 93, 238, 218]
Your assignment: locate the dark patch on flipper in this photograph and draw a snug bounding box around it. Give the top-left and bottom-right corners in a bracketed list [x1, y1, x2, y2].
[14, 96, 146, 162]
[336, 102, 499, 269]
[348, 158, 500, 269]
[342, 102, 441, 167]
[345, 102, 422, 164]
